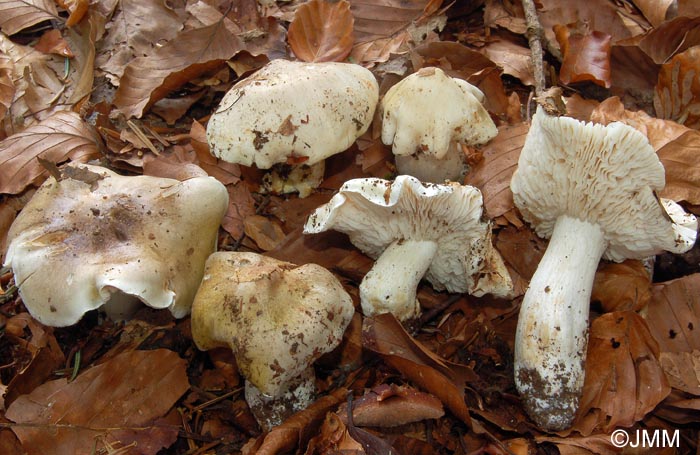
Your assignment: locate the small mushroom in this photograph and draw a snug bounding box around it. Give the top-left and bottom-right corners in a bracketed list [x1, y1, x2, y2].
[510, 107, 698, 430]
[303, 175, 513, 322]
[190, 252, 354, 430]
[380, 67, 497, 183]
[3, 163, 229, 326]
[206, 59, 379, 197]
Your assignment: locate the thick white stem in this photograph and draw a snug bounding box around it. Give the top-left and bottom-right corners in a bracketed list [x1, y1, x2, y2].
[514, 216, 606, 430]
[360, 239, 438, 321]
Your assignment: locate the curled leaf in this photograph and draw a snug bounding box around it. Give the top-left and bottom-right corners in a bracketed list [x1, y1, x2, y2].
[288, 0, 354, 62]
[554, 22, 612, 88]
[0, 1, 58, 36]
[0, 111, 102, 195]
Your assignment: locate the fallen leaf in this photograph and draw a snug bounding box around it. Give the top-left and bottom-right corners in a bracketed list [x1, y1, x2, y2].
[34, 29, 74, 57]
[659, 350, 700, 395]
[573, 311, 670, 435]
[336, 383, 444, 427]
[288, 0, 354, 62]
[307, 412, 364, 454]
[644, 273, 700, 354]
[0, 0, 58, 36]
[591, 260, 651, 313]
[536, 432, 619, 455]
[633, 0, 676, 27]
[0, 53, 13, 135]
[464, 122, 528, 219]
[637, 16, 700, 65]
[247, 388, 348, 455]
[190, 120, 242, 186]
[654, 45, 700, 129]
[142, 146, 208, 181]
[6, 349, 189, 455]
[494, 225, 547, 297]
[362, 313, 475, 426]
[555, 22, 612, 88]
[0, 111, 102, 194]
[244, 214, 286, 251]
[114, 23, 244, 118]
[480, 35, 535, 87]
[221, 182, 256, 239]
[57, 0, 89, 27]
[349, 0, 441, 66]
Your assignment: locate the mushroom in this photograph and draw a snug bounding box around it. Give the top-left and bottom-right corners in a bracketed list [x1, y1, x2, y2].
[510, 107, 698, 431]
[206, 59, 379, 197]
[190, 252, 354, 430]
[380, 67, 497, 183]
[3, 163, 228, 326]
[303, 175, 513, 323]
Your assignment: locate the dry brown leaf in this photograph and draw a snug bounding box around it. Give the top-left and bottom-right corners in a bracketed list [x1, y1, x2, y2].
[638, 16, 700, 65]
[591, 260, 651, 313]
[34, 29, 74, 57]
[483, 0, 526, 35]
[645, 273, 700, 354]
[2, 313, 65, 409]
[480, 35, 535, 87]
[610, 43, 659, 94]
[464, 122, 528, 219]
[633, 0, 676, 27]
[494, 225, 547, 297]
[307, 412, 364, 454]
[536, 433, 618, 455]
[97, 0, 186, 84]
[655, 45, 700, 129]
[114, 23, 243, 118]
[659, 350, 700, 395]
[288, 0, 354, 62]
[564, 94, 599, 121]
[0, 1, 58, 36]
[221, 182, 256, 239]
[57, 0, 89, 27]
[555, 23, 612, 88]
[190, 120, 242, 186]
[244, 214, 286, 251]
[362, 313, 476, 426]
[348, 0, 440, 66]
[142, 146, 208, 181]
[0, 53, 14, 137]
[0, 111, 102, 195]
[573, 311, 670, 435]
[248, 388, 348, 455]
[6, 349, 189, 455]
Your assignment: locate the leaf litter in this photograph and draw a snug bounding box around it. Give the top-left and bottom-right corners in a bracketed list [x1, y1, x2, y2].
[0, 0, 700, 454]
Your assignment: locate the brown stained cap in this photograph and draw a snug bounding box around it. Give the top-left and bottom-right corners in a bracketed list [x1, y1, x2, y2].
[3, 163, 228, 326]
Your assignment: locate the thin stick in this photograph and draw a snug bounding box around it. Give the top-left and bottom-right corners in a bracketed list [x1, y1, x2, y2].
[522, 0, 546, 97]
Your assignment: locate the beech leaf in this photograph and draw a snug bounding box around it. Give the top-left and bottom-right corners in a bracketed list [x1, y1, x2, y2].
[573, 311, 670, 435]
[591, 260, 652, 313]
[554, 23, 612, 88]
[645, 273, 700, 354]
[0, 111, 102, 195]
[362, 313, 475, 426]
[0, 0, 58, 36]
[654, 45, 700, 129]
[288, 0, 354, 63]
[113, 23, 244, 118]
[464, 123, 528, 219]
[6, 349, 190, 455]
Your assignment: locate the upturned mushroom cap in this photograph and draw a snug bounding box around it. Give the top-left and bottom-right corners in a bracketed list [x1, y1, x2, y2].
[3, 164, 228, 326]
[304, 175, 513, 299]
[206, 59, 379, 169]
[511, 107, 697, 260]
[380, 67, 497, 181]
[191, 252, 354, 398]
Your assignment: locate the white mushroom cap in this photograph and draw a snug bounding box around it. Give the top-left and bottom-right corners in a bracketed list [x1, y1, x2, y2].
[380, 67, 498, 182]
[206, 59, 379, 169]
[191, 252, 354, 402]
[303, 175, 513, 320]
[511, 108, 696, 261]
[3, 164, 228, 326]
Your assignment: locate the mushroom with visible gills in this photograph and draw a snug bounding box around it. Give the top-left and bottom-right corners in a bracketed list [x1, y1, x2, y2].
[206, 59, 379, 197]
[510, 107, 698, 431]
[3, 163, 229, 326]
[380, 67, 498, 183]
[303, 175, 513, 323]
[190, 252, 355, 431]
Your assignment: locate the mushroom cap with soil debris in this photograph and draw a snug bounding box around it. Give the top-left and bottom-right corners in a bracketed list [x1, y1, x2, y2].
[4, 163, 229, 327]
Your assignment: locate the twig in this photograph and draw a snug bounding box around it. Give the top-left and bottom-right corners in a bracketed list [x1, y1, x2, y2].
[521, 0, 546, 97]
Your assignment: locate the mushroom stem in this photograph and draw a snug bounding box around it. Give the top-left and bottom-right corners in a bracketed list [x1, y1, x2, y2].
[244, 366, 317, 431]
[359, 239, 438, 321]
[514, 215, 606, 430]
